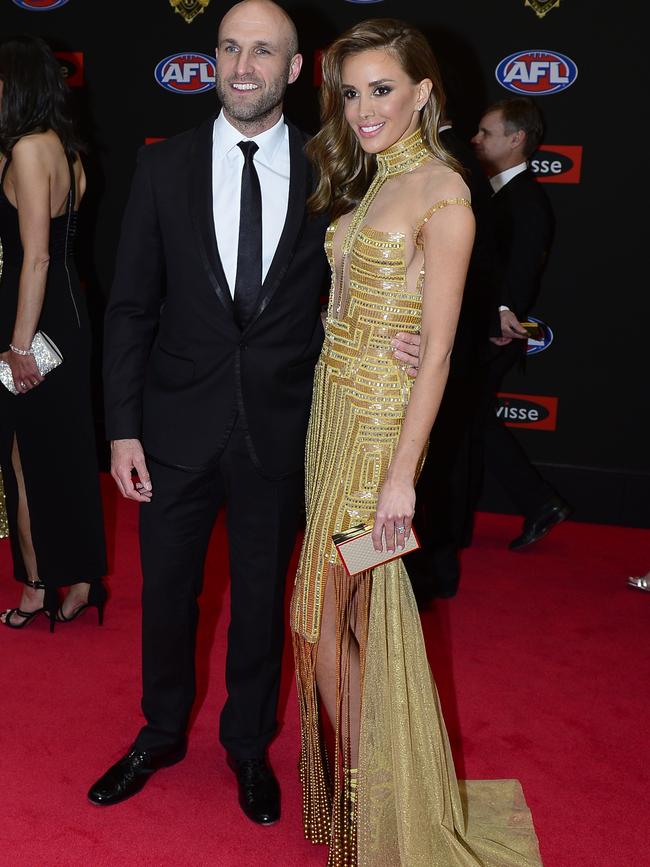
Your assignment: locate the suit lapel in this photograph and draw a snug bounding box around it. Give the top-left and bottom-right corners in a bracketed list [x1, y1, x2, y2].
[244, 122, 309, 331]
[189, 116, 236, 318]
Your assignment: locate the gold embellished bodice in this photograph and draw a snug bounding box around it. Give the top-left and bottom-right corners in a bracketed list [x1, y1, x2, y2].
[322, 220, 422, 411]
[291, 130, 471, 641]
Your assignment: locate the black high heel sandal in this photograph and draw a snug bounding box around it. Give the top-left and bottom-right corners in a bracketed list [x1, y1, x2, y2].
[2, 578, 47, 629]
[54, 581, 108, 628]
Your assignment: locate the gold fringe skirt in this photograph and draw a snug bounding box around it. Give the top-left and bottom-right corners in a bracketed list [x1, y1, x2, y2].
[292, 557, 544, 867]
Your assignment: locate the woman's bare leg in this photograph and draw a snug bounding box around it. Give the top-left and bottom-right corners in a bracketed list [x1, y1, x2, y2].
[315, 569, 362, 767]
[1, 437, 93, 625]
[58, 581, 92, 618]
[1, 436, 44, 625]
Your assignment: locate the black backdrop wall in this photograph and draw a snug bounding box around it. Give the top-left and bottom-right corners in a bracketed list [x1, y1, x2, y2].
[2, 0, 648, 527]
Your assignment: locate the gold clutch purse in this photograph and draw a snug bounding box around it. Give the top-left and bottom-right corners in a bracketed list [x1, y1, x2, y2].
[332, 522, 420, 576]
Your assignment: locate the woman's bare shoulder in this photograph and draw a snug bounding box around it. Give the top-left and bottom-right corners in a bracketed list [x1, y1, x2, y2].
[410, 162, 474, 247]
[11, 131, 64, 169]
[418, 159, 471, 206]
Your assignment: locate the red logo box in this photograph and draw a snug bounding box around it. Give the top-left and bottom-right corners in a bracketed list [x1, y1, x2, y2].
[55, 51, 83, 87]
[313, 49, 324, 87]
[496, 393, 558, 430]
[531, 145, 583, 184]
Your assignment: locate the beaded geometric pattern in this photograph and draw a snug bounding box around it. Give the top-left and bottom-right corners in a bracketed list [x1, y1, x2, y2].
[292, 232, 468, 640]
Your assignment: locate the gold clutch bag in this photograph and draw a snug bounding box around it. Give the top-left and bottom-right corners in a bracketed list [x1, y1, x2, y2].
[332, 522, 420, 576]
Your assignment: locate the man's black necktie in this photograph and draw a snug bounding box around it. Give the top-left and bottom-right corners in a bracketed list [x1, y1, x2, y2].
[233, 140, 262, 329]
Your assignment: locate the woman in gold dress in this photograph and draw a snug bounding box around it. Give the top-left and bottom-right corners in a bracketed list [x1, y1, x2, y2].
[291, 19, 543, 867]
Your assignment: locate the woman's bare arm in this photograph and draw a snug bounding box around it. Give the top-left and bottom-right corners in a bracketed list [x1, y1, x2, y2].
[372, 197, 475, 552]
[10, 136, 53, 351]
[0, 135, 59, 391]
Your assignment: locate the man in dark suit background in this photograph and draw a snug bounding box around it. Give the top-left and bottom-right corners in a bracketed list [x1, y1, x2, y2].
[471, 96, 570, 551]
[89, 0, 418, 822]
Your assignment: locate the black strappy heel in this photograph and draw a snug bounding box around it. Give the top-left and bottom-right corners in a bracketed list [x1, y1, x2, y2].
[54, 581, 107, 627]
[2, 578, 47, 629]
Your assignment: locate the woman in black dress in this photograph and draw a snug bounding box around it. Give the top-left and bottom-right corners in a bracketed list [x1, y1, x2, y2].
[0, 35, 106, 629]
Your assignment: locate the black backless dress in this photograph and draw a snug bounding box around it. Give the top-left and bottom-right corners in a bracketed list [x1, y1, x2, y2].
[0, 153, 106, 602]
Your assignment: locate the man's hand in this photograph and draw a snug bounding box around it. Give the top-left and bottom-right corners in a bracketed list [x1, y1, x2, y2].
[391, 332, 420, 377]
[499, 309, 528, 340]
[111, 438, 153, 502]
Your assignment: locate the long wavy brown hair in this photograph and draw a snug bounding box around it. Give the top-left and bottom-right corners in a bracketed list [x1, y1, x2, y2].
[307, 19, 461, 219]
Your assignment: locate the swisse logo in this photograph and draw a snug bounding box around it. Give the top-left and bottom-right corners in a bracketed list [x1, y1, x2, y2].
[526, 316, 553, 356]
[496, 50, 578, 95]
[531, 145, 583, 184]
[155, 53, 215, 94]
[12, 0, 70, 8]
[55, 51, 83, 87]
[496, 393, 558, 431]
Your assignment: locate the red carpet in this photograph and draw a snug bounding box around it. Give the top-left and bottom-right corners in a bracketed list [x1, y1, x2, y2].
[0, 474, 648, 867]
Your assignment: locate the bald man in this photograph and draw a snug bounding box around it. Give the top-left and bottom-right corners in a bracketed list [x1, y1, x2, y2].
[91, 0, 419, 822]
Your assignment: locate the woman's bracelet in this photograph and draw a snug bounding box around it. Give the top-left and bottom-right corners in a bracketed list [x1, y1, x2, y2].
[9, 343, 34, 356]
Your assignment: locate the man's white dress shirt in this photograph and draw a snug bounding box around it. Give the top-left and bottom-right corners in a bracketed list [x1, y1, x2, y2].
[212, 111, 290, 296]
[489, 161, 527, 195]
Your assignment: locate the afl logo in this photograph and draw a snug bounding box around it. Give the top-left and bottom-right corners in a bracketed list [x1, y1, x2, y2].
[496, 50, 578, 95]
[154, 53, 215, 94]
[12, 0, 70, 7]
[526, 316, 553, 356]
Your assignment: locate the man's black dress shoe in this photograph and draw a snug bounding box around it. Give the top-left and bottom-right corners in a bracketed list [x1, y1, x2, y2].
[87, 742, 187, 806]
[227, 754, 280, 825]
[509, 496, 571, 551]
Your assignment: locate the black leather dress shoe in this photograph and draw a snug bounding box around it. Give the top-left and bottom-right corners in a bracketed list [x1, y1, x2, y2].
[509, 496, 572, 551]
[227, 754, 280, 825]
[87, 742, 187, 806]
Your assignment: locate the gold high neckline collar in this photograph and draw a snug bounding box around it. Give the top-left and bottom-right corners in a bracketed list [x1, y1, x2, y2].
[376, 128, 431, 177]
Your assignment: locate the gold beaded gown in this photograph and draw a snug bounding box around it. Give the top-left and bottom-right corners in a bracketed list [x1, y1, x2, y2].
[290, 130, 543, 867]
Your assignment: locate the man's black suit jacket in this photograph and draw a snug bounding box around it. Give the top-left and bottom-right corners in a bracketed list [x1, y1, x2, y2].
[103, 116, 330, 478]
[491, 168, 554, 320]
